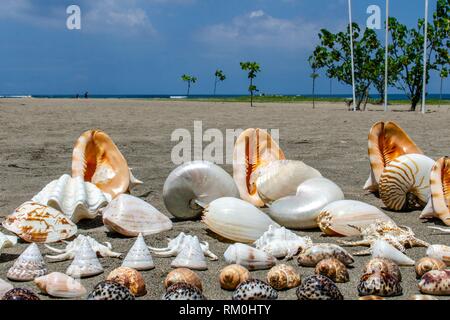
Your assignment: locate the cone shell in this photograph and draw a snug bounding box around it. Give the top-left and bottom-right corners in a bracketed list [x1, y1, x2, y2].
[165, 268, 203, 291]
[415, 257, 446, 279]
[102, 194, 172, 237]
[32, 174, 109, 223]
[122, 233, 154, 270]
[418, 270, 450, 295]
[2, 288, 40, 300]
[87, 281, 135, 300]
[0, 279, 13, 298]
[297, 243, 354, 267]
[7, 243, 47, 281]
[3, 202, 77, 243]
[426, 244, 450, 266]
[107, 267, 147, 297]
[34, 272, 87, 298]
[363, 258, 402, 282]
[266, 264, 301, 290]
[66, 238, 103, 278]
[224, 243, 276, 271]
[219, 264, 251, 291]
[170, 236, 207, 270]
[232, 279, 278, 300]
[317, 200, 394, 237]
[372, 239, 415, 266]
[315, 258, 349, 283]
[233, 128, 285, 207]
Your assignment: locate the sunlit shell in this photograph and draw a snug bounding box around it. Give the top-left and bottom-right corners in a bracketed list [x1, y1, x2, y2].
[34, 272, 87, 298]
[171, 236, 208, 271]
[107, 267, 147, 297]
[418, 270, 450, 296]
[71, 129, 142, 199]
[102, 194, 172, 237]
[163, 283, 206, 300]
[364, 121, 422, 192]
[296, 275, 343, 300]
[163, 161, 239, 220]
[266, 264, 301, 290]
[2, 288, 40, 300]
[0, 232, 17, 252]
[87, 281, 135, 300]
[224, 243, 276, 271]
[219, 264, 251, 291]
[317, 200, 393, 237]
[371, 239, 415, 266]
[122, 233, 154, 271]
[379, 154, 434, 211]
[426, 244, 450, 266]
[66, 237, 103, 278]
[233, 128, 285, 207]
[2, 202, 77, 243]
[7, 243, 47, 281]
[357, 271, 402, 297]
[32, 174, 110, 223]
[165, 268, 203, 292]
[202, 197, 280, 243]
[232, 279, 278, 300]
[297, 243, 354, 267]
[315, 258, 349, 283]
[363, 258, 402, 282]
[415, 257, 446, 279]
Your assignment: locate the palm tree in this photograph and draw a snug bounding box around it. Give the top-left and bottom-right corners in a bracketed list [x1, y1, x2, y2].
[240, 62, 261, 107]
[309, 56, 319, 109]
[181, 74, 197, 96]
[214, 69, 226, 95]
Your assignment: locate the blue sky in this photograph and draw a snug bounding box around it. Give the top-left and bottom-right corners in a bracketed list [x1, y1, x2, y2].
[0, 0, 445, 95]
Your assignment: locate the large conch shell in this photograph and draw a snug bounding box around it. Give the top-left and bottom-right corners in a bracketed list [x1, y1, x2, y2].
[3, 202, 77, 243]
[7, 243, 47, 281]
[420, 157, 450, 226]
[233, 128, 285, 207]
[0, 232, 17, 253]
[66, 237, 104, 278]
[379, 154, 435, 211]
[202, 197, 280, 243]
[71, 130, 142, 199]
[224, 243, 276, 271]
[171, 236, 208, 270]
[364, 121, 422, 192]
[162, 161, 239, 220]
[102, 194, 172, 237]
[32, 174, 110, 223]
[34, 272, 87, 298]
[122, 233, 155, 270]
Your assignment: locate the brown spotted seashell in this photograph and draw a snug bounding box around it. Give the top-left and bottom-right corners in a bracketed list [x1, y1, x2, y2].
[266, 264, 301, 290]
[363, 258, 402, 282]
[415, 257, 446, 279]
[164, 268, 202, 292]
[315, 258, 349, 283]
[2, 288, 40, 300]
[106, 267, 146, 297]
[219, 264, 251, 291]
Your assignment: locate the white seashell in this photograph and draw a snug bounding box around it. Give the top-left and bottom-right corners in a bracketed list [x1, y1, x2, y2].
[34, 272, 87, 298]
[371, 239, 415, 266]
[379, 154, 435, 211]
[224, 243, 276, 271]
[268, 177, 344, 229]
[0, 232, 17, 252]
[7, 243, 47, 281]
[317, 200, 394, 237]
[32, 174, 110, 223]
[171, 236, 207, 270]
[122, 233, 155, 270]
[256, 160, 322, 204]
[163, 161, 239, 220]
[429, 226, 450, 234]
[45, 234, 121, 262]
[102, 194, 172, 237]
[426, 244, 450, 266]
[0, 279, 13, 297]
[254, 225, 312, 259]
[66, 237, 103, 278]
[202, 197, 280, 243]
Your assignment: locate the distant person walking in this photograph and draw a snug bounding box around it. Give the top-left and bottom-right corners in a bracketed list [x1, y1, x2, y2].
[84, 91, 89, 99]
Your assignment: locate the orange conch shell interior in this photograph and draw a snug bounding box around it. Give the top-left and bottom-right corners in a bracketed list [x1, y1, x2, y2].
[233, 128, 285, 207]
[430, 157, 450, 225]
[364, 121, 422, 192]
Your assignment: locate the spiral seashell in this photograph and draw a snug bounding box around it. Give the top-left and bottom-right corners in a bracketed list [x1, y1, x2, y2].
[66, 237, 103, 278]
[418, 270, 450, 295]
[415, 257, 446, 279]
[2, 288, 40, 300]
[232, 279, 278, 300]
[426, 244, 450, 266]
[408, 294, 439, 300]
[296, 275, 343, 300]
[122, 233, 154, 271]
[224, 243, 276, 271]
[165, 268, 203, 292]
[357, 271, 402, 297]
[87, 281, 135, 300]
[219, 264, 251, 291]
[297, 243, 354, 267]
[266, 264, 301, 290]
[163, 283, 206, 300]
[363, 258, 402, 282]
[315, 258, 349, 283]
[170, 236, 208, 270]
[34, 272, 87, 299]
[7, 243, 47, 281]
[358, 295, 385, 300]
[106, 267, 147, 297]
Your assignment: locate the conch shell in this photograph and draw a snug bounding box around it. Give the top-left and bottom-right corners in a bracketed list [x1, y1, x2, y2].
[34, 272, 87, 298]
[106, 267, 147, 297]
[219, 264, 251, 291]
[364, 121, 422, 192]
[415, 257, 446, 279]
[266, 264, 301, 290]
[233, 128, 285, 207]
[223, 243, 276, 271]
[165, 268, 203, 292]
[7, 243, 47, 281]
[71, 129, 142, 199]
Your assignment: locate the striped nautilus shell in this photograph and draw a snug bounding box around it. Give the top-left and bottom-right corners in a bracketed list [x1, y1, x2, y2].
[379, 154, 435, 211]
[420, 157, 450, 226]
[233, 128, 285, 207]
[364, 121, 422, 192]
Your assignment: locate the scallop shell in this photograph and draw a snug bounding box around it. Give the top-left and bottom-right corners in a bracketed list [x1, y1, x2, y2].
[268, 177, 344, 229]
[2, 288, 40, 300]
[420, 157, 450, 226]
[72, 129, 142, 199]
[32, 174, 110, 223]
[0, 279, 13, 298]
[357, 272, 403, 297]
[102, 194, 172, 237]
[371, 239, 415, 266]
[2, 201, 77, 243]
[317, 200, 394, 237]
[0, 232, 17, 252]
[171, 236, 208, 270]
[165, 268, 203, 292]
[364, 121, 422, 192]
[232, 279, 278, 300]
[66, 237, 104, 278]
[418, 270, 450, 295]
[363, 258, 402, 282]
[415, 257, 446, 279]
[106, 267, 147, 297]
[223, 243, 276, 271]
[34, 272, 87, 298]
[315, 258, 349, 283]
[256, 160, 322, 204]
[163, 283, 206, 300]
[163, 161, 239, 220]
[379, 154, 435, 211]
[297, 243, 354, 267]
[7, 243, 47, 281]
[233, 128, 285, 207]
[87, 280, 135, 300]
[202, 197, 280, 243]
[219, 264, 251, 291]
[266, 264, 301, 290]
[426, 244, 450, 266]
[122, 233, 154, 271]
[296, 275, 343, 300]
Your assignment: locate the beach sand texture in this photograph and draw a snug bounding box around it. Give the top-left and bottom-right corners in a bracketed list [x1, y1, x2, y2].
[0, 98, 449, 300]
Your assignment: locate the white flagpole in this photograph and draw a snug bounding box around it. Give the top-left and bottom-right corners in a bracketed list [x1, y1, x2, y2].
[422, 0, 429, 114]
[348, 0, 357, 111]
[384, 0, 389, 111]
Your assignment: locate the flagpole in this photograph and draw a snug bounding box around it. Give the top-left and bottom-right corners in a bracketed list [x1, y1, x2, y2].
[348, 0, 357, 111]
[384, 0, 389, 111]
[422, 0, 429, 114]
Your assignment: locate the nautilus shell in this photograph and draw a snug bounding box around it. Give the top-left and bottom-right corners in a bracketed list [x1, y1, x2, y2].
[233, 128, 285, 207]
[71, 130, 142, 199]
[364, 121, 422, 192]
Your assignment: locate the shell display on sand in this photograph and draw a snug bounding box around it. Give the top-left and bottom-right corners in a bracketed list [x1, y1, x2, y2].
[7, 243, 47, 281]
[102, 194, 172, 237]
[2, 288, 40, 300]
[233, 128, 285, 207]
[224, 243, 276, 271]
[163, 160, 239, 220]
[164, 268, 203, 292]
[426, 244, 450, 266]
[65, 237, 104, 278]
[219, 264, 251, 291]
[170, 236, 208, 271]
[415, 257, 446, 279]
[232, 279, 278, 300]
[297, 243, 354, 267]
[32, 174, 110, 223]
[266, 264, 301, 290]
[34, 272, 87, 298]
[371, 239, 415, 266]
[0, 279, 13, 298]
[87, 281, 135, 300]
[71, 129, 142, 199]
[122, 233, 154, 270]
[363, 258, 402, 282]
[315, 258, 349, 283]
[0, 232, 17, 253]
[357, 271, 403, 297]
[3, 201, 77, 243]
[296, 275, 343, 300]
[418, 270, 450, 296]
[106, 267, 147, 297]
[163, 283, 206, 300]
